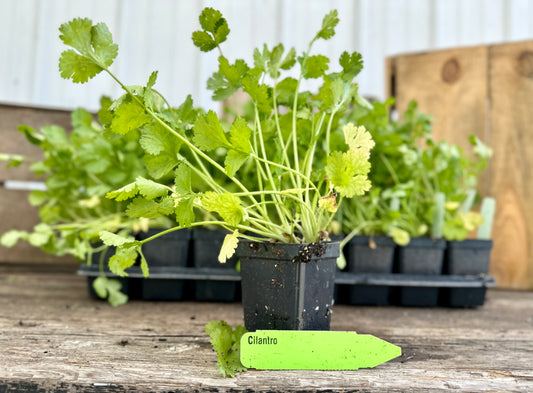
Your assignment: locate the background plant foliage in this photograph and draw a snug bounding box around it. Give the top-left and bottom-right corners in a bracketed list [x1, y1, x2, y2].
[337, 99, 492, 247]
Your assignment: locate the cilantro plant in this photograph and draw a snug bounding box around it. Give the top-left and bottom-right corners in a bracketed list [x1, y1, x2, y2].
[338, 99, 492, 247]
[205, 320, 247, 378]
[56, 8, 374, 272]
[0, 101, 170, 305]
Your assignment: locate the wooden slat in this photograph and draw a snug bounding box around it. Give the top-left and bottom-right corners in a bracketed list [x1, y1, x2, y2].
[0, 104, 71, 181]
[488, 41, 533, 289]
[388, 45, 489, 153]
[0, 269, 532, 392]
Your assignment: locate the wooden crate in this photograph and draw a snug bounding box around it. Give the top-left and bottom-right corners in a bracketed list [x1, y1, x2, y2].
[0, 104, 74, 264]
[387, 41, 533, 290]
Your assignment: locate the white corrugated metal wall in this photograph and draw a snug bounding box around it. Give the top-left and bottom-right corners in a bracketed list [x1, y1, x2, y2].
[1, 0, 533, 112]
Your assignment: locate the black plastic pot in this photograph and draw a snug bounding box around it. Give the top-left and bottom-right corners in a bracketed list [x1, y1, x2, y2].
[346, 235, 396, 305]
[237, 240, 339, 332]
[137, 229, 191, 300]
[396, 237, 446, 307]
[444, 239, 493, 307]
[191, 228, 239, 302]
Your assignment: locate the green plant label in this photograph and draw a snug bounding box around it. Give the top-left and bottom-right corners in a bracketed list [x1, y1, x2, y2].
[240, 330, 401, 370]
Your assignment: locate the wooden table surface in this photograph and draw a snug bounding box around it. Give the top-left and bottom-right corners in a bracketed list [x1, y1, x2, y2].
[0, 262, 532, 392]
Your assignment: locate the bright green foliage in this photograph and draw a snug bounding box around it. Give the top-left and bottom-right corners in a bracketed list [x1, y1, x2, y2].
[301, 55, 329, 79]
[92, 276, 128, 306]
[314, 10, 339, 41]
[207, 58, 249, 100]
[338, 99, 492, 245]
[326, 150, 371, 198]
[193, 110, 230, 151]
[136, 177, 169, 200]
[55, 8, 376, 277]
[201, 192, 245, 227]
[205, 321, 247, 378]
[192, 8, 230, 52]
[340, 51, 364, 81]
[99, 231, 137, 247]
[59, 18, 118, 83]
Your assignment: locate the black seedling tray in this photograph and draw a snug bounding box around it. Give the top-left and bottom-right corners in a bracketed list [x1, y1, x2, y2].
[79, 264, 494, 307]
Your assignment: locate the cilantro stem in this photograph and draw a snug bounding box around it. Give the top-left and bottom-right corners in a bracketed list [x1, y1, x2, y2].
[272, 82, 297, 187]
[253, 105, 291, 230]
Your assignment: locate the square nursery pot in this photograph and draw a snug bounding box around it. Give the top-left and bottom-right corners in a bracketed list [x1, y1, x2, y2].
[396, 237, 446, 307]
[137, 229, 191, 300]
[237, 240, 339, 332]
[444, 239, 493, 307]
[346, 235, 396, 306]
[191, 228, 239, 302]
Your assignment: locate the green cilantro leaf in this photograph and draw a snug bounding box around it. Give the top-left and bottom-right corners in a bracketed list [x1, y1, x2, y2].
[126, 197, 174, 218]
[106, 182, 139, 201]
[28, 190, 48, 207]
[301, 55, 329, 79]
[314, 10, 339, 41]
[0, 154, 26, 168]
[175, 196, 195, 227]
[340, 51, 363, 81]
[108, 247, 138, 277]
[326, 150, 372, 198]
[138, 250, 149, 277]
[205, 320, 247, 378]
[135, 176, 168, 200]
[343, 123, 375, 158]
[99, 231, 137, 247]
[225, 150, 249, 177]
[192, 31, 217, 52]
[193, 111, 230, 151]
[143, 154, 179, 179]
[140, 122, 171, 155]
[110, 102, 151, 135]
[17, 125, 43, 146]
[229, 117, 252, 153]
[207, 57, 249, 100]
[92, 276, 128, 306]
[58, 19, 118, 83]
[174, 164, 192, 195]
[192, 8, 230, 52]
[242, 76, 270, 114]
[201, 192, 245, 227]
[97, 96, 113, 126]
[0, 230, 27, 247]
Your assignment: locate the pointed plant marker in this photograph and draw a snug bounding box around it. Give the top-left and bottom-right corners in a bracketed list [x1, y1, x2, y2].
[240, 330, 401, 370]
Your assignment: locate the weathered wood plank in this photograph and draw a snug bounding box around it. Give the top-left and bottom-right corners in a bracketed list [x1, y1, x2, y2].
[488, 41, 533, 289]
[0, 267, 532, 392]
[387, 45, 489, 153]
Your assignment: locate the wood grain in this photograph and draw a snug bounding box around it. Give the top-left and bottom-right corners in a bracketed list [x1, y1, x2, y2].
[0, 266, 532, 392]
[488, 41, 533, 289]
[388, 45, 489, 152]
